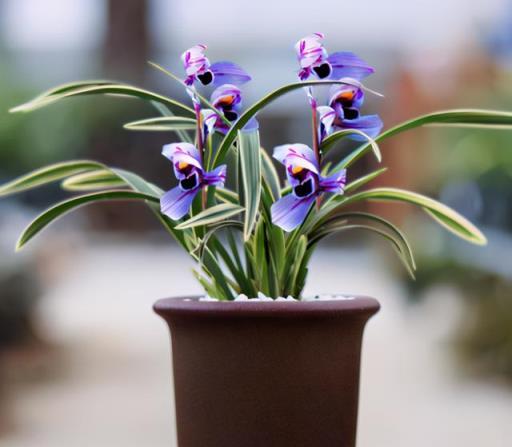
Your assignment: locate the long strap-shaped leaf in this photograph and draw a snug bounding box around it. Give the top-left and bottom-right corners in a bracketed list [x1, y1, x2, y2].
[309, 212, 416, 277]
[150, 102, 193, 143]
[309, 223, 415, 278]
[175, 203, 244, 230]
[320, 128, 382, 162]
[10, 83, 194, 117]
[261, 148, 281, 200]
[61, 169, 127, 191]
[238, 129, 262, 240]
[314, 187, 486, 245]
[124, 116, 197, 131]
[0, 160, 104, 197]
[335, 109, 512, 170]
[212, 79, 367, 168]
[16, 190, 159, 250]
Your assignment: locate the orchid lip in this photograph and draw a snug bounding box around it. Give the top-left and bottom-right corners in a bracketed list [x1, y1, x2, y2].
[224, 110, 238, 121]
[179, 171, 200, 190]
[313, 62, 331, 79]
[197, 70, 213, 85]
[293, 177, 316, 198]
[344, 108, 359, 120]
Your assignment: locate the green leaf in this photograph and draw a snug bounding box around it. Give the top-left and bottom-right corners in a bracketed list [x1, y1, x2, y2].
[0, 160, 103, 197]
[192, 220, 243, 259]
[344, 167, 388, 194]
[150, 102, 193, 143]
[201, 248, 234, 300]
[10, 82, 194, 117]
[61, 169, 127, 191]
[16, 190, 159, 250]
[238, 129, 262, 240]
[320, 128, 382, 162]
[310, 223, 415, 278]
[212, 79, 365, 168]
[215, 188, 239, 205]
[261, 148, 281, 200]
[336, 109, 512, 170]
[311, 211, 416, 277]
[324, 187, 486, 245]
[124, 116, 197, 131]
[285, 235, 307, 296]
[111, 168, 164, 196]
[175, 203, 244, 230]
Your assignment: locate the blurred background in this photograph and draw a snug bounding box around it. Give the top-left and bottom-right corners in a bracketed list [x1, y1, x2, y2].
[1, 0, 512, 445]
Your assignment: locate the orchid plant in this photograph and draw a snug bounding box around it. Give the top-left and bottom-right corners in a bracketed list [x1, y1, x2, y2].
[3, 33, 512, 300]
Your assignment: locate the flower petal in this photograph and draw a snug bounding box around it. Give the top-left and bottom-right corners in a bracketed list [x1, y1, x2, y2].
[181, 44, 210, 77]
[211, 84, 242, 108]
[319, 170, 347, 194]
[210, 61, 251, 85]
[295, 33, 328, 69]
[271, 193, 316, 232]
[337, 114, 383, 139]
[317, 106, 336, 137]
[162, 143, 203, 170]
[203, 165, 227, 187]
[160, 185, 198, 220]
[201, 109, 218, 138]
[273, 144, 319, 173]
[327, 52, 374, 80]
[328, 80, 364, 110]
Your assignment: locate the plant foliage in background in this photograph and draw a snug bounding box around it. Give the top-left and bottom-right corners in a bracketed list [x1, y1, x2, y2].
[3, 33, 512, 300]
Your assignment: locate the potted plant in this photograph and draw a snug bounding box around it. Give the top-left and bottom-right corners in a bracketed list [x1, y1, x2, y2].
[2, 33, 511, 446]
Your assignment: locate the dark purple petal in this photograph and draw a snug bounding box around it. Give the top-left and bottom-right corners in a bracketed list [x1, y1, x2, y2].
[273, 144, 319, 173]
[271, 193, 316, 232]
[160, 186, 199, 220]
[319, 170, 347, 194]
[203, 165, 227, 187]
[327, 52, 374, 80]
[210, 61, 251, 85]
[337, 114, 383, 139]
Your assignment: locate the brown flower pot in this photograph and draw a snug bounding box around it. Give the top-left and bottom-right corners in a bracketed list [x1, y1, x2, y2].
[154, 296, 379, 447]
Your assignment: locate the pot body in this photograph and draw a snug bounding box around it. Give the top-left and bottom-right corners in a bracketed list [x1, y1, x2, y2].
[154, 296, 379, 447]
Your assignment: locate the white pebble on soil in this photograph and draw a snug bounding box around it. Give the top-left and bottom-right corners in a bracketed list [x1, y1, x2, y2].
[199, 293, 355, 302]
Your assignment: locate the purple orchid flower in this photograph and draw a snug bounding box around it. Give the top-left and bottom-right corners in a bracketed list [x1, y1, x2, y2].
[160, 142, 227, 220]
[295, 33, 375, 81]
[202, 84, 243, 134]
[271, 144, 346, 232]
[181, 44, 251, 86]
[201, 84, 259, 137]
[317, 80, 383, 140]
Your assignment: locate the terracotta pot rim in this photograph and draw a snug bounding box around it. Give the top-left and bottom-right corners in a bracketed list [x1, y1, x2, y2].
[154, 295, 380, 319]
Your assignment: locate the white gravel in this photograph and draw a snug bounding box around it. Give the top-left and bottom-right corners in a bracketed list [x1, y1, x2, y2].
[199, 292, 356, 302]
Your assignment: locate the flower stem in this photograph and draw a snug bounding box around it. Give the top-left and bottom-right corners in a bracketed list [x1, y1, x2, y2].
[308, 88, 322, 210]
[192, 96, 207, 210]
